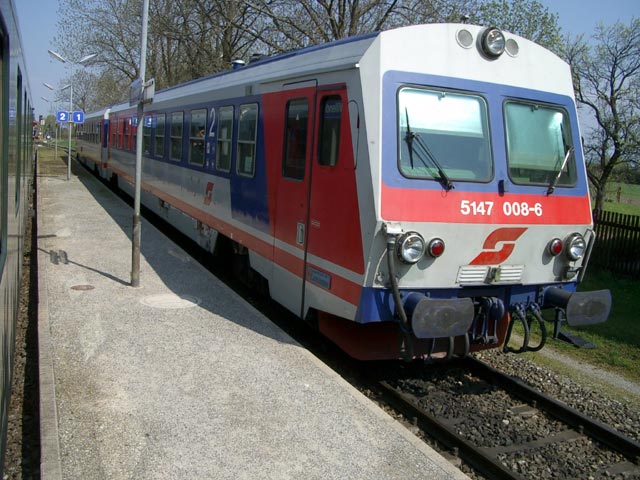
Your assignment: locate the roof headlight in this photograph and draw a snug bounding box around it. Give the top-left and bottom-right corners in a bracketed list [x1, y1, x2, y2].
[396, 232, 426, 264]
[565, 233, 586, 261]
[480, 27, 506, 58]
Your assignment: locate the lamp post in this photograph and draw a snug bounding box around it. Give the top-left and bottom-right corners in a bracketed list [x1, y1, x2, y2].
[131, 0, 151, 288]
[41, 96, 59, 160]
[43, 82, 64, 174]
[46, 50, 98, 181]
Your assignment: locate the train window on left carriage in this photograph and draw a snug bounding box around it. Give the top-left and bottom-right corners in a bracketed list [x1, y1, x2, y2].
[236, 103, 258, 177]
[504, 101, 577, 188]
[189, 109, 207, 166]
[283, 98, 309, 180]
[16, 70, 23, 212]
[155, 114, 166, 158]
[0, 31, 5, 254]
[398, 87, 492, 182]
[170, 112, 184, 161]
[318, 96, 342, 167]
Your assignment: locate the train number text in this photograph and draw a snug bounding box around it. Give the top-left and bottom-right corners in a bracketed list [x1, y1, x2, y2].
[460, 200, 543, 217]
[460, 200, 494, 216]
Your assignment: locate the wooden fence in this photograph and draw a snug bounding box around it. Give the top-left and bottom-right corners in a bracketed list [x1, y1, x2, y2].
[591, 210, 640, 278]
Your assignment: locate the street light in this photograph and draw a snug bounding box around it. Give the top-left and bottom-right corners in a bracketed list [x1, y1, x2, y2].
[43, 82, 63, 174]
[41, 96, 59, 159]
[46, 50, 98, 180]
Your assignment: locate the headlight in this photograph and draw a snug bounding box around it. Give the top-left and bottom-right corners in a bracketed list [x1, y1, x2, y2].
[565, 233, 586, 261]
[396, 232, 426, 264]
[480, 27, 506, 58]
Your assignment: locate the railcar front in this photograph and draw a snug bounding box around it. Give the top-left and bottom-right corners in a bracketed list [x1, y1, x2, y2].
[321, 24, 611, 360]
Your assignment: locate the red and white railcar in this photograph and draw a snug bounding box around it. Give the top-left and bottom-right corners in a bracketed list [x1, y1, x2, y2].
[77, 23, 611, 360]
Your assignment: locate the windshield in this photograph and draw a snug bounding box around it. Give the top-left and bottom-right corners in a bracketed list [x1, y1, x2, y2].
[398, 87, 492, 182]
[505, 101, 577, 187]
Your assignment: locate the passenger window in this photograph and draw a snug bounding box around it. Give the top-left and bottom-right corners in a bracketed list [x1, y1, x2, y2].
[16, 71, 22, 212]
[318, 96, 342, 167]
[118, 119, 124, 149]
[189, 109, 207, 166]
[127, 118, 134, 151]
[155, 114, 165, 158]
[216, 106, 233, 172]
[111, 118, 117, 147]
[208, 108, 217, 136]
[143, 116, 151, 154]
[170, 112, 183, 161]
[236, 103, 258, 177]
[283, 98, 308, 180]
[124, 119, 130, 149]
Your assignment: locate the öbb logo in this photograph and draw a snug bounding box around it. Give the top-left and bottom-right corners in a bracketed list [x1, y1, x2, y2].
[469, 227, 527, 265]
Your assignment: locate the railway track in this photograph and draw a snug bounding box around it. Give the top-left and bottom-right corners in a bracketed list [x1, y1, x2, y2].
[378, 357, 640, 479]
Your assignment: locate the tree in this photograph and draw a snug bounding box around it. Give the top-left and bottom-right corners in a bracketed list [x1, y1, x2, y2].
[246, 0, 403, 53]
[473, 0, 562, 52]
[398, 0, 479, 25]
[53, 0, 566, 110]
[563, 18, 640, 213]
[54, 0, 261, 106]
[53, 0, 144, 108]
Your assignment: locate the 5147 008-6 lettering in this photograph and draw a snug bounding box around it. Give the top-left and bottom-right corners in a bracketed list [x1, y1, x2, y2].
[460, 200, 543, 217]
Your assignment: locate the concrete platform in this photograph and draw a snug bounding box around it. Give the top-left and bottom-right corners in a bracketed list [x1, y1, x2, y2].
[37, 154, 468, 479]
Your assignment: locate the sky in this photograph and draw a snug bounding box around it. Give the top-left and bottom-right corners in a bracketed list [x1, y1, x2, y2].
[13, 0, 640, 118]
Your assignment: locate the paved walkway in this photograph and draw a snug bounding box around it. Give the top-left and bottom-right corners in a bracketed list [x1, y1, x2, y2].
[37, 153, 468, 480]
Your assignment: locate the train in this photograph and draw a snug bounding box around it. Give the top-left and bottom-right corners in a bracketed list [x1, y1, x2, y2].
[77, 23, 611, 361]
[0, 0, 35, 469]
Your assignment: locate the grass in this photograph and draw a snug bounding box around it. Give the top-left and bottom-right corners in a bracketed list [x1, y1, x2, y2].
[600, 181, 640, 215]
[582, 183, 640, 383]
[548, 270, 640, 383]
[508, 182, 640, 387]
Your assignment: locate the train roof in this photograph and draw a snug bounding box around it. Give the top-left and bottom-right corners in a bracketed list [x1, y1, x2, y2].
[92, 23, 572, 118]
[94, 29, 381, 117]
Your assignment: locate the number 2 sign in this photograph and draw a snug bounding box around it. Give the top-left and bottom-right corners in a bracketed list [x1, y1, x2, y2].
[56, 110, 69, 123]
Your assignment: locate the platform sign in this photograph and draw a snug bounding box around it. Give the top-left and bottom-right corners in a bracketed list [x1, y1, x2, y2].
[72, 111, 85, 124]
[129, 79, 143, 106]
[129, 77, 155, 106]
[56, 110, 70, 123]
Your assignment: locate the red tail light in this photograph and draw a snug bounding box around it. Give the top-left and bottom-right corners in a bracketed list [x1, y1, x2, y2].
[428, 238, 445, 258]
[548, 238, 563, 256]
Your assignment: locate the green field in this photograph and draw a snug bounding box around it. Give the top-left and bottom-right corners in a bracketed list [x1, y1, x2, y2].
[523, 184, 640, 386]
[600, 182, 640, 215]
[547, 270, 640, 383]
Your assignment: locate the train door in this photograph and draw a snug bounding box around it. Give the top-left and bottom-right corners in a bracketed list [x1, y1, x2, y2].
[271, 84, 316, 317]
[303, 87, 364, 317]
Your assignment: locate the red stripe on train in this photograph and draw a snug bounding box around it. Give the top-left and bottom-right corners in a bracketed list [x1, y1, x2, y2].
[381, 184, 592, 225]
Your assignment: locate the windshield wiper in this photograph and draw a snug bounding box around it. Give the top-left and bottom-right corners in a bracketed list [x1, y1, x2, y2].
[404, 108, 416, 169]
[546, 146, 574, 195]
[404, 109, 454, 191]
